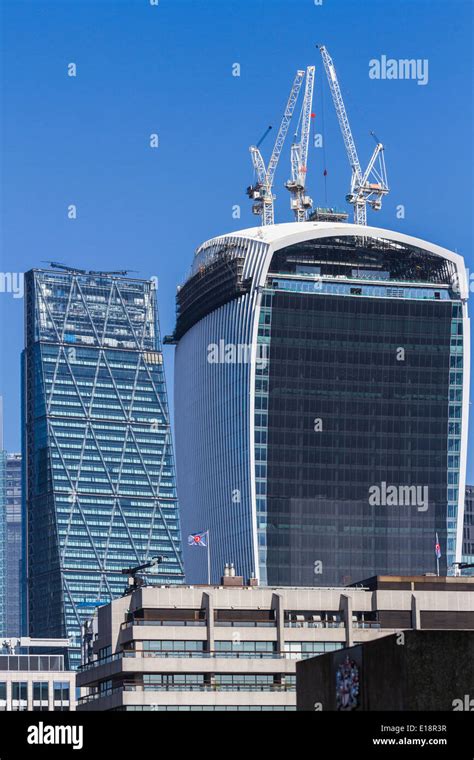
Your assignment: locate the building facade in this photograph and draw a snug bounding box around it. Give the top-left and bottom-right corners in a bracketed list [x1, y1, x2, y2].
[22, 268, 184, 668]
[0, 451, 6, 637]
[0, 401, 22, 637]
[172, 222, 470, 586]
[76, 574, 474, 711]
[5, 453, 22, 636]
[296, 629, 474, 712]
[0, 652, 75, 711]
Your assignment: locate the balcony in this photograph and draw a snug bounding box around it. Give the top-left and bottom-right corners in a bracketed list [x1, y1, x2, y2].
[121, 620, 206, 629]
[80, 650, 293, 671]
[78, 682, 295, 704]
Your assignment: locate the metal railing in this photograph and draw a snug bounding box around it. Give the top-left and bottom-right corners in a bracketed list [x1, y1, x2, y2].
[121, 620, 206, 629]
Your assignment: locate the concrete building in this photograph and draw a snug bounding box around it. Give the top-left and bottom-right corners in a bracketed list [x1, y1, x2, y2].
[76, 573, 474, 711]
[0, 638, 75, 711]
[170, 222, 469, 586]
[296, 629, 474, 711]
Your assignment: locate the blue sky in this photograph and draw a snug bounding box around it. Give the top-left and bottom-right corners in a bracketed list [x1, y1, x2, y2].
[1, 0, 473, 472]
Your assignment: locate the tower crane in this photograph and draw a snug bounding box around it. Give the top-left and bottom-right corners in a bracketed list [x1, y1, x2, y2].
[317, 45, 389, 225]
[285, 65, 315, 222]
[246, 70, 305, 226]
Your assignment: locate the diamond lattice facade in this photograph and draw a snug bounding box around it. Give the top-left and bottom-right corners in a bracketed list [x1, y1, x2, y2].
[22, 268, 184, 667]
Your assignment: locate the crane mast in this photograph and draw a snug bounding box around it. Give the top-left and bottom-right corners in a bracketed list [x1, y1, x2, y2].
[247, 69, 305, 225]
[285, 65, 315, 222]
[318, 45, 389, 225]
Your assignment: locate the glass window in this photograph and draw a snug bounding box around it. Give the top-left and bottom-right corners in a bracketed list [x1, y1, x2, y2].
[12, 681, 28, 710]
[53, 681, 70, 705]
[262, 286, 455, 584]
[33, 682, 49, 702]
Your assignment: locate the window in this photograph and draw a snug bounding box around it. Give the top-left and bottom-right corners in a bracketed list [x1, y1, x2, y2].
[142, 640, 205, 654]
[53, 681, 70, 710]
[33, 682, 49, 701]
[214, 674, 277, 690]
[284, 641, 344, 659]
[214, 641, 276, 657]
[12, 682, 28, 710]
[143, 674, 206, 690]
[0, 682, 6, 711]
[33, 682, 49, 711]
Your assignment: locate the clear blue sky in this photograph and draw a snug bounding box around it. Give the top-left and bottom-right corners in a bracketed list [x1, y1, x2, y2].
[1, 0, 473, 473]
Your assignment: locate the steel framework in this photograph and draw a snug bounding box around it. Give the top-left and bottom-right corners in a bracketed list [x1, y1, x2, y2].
[318, 45, 389, 225]
[247, 70, 305, 225]
[286, 65, 315, 221]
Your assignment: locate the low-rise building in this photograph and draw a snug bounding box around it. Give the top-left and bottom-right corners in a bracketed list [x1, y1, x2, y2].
[0, 638, 75, 711]
[77, 572, 474, 711]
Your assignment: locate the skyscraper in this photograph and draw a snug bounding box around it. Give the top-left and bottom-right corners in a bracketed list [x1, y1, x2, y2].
[5, 453, 22, 636]
[23, 268, 184, 667]
[462, 485, 474, 575]
[0, 402, 23, 638]
[0, 449, 6, 638]
[172, 222, 469, 586]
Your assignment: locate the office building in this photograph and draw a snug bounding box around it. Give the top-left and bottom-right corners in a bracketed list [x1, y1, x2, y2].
[76, 573, 474, 711]
[22, 268, 184, 668]
[5, 453, 22, 636]
[462, 485, 474, 574]
[0, 402, 22, 636]
[0, 637, 75, 711]
[171, 222, 469, 585]
[0, 451, 6, 637]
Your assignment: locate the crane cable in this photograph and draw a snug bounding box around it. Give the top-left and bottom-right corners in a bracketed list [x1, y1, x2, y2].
[320, 70, 328, 205]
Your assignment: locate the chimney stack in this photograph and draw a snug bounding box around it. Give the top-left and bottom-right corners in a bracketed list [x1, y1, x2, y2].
[221, 563, 244, 586]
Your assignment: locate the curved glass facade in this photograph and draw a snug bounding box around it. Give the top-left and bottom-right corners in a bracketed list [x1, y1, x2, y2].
[174, 225, 469, 587]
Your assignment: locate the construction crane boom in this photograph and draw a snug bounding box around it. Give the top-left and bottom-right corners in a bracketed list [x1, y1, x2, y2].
[247, 70, 305, 225]
[317, 45, 389, 225]
[286, 65, 315, 221]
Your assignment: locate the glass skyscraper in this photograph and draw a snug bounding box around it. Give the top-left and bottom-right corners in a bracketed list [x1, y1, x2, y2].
[0, 450, 6, 638]
[23, 268, 184, 667]
[5, 453, 22, 636]
[462, 485, 474, 575]
[0, 402, 23, 636]
[173, 222, 469, 586]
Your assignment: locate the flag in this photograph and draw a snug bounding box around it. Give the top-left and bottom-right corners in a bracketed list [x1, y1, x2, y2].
[188, 531, 208, 548]
[435, 533, 441, 559]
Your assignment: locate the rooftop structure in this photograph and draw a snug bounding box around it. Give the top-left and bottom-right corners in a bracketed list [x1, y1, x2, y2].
[77, 574, 474, 711]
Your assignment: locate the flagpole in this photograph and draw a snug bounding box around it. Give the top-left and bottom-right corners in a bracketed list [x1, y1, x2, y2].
[207, 530, 211, 585]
